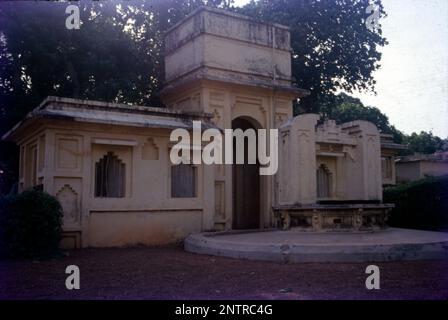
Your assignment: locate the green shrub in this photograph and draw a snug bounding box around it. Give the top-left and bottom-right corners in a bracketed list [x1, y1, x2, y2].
[0, 189, 63, 259]
[384, 175, 448, 231]
[0, 194, 12, 257]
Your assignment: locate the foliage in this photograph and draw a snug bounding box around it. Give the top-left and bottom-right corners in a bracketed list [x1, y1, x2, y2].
[0, 0, 231, 194]
[384, 175, 448, 231]
[317, 93, 448, 148]
[0, 0, 232, 119]
[402, 131, 448, 155]
[317, 93, 404, 143]
[0, 189, 63, 259]
[0, 194, 12, 257]
[0, 156, 18, 196]
[239, 0, 388, 113]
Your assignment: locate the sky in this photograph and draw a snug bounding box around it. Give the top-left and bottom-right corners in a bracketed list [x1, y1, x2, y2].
[233, 0, 448, 138]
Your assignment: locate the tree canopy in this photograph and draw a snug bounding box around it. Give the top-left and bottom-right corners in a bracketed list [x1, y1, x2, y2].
[403, 132, 448, 155]
[0, 0, 387, 131]
[326, 93, 448, 152]
[0, 0, 232, 193]
[326, 93, 404, 143]
[239, 0, 388, 113]
[0, 0, 232, 130]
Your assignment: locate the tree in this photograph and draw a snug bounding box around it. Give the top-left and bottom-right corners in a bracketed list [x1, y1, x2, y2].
[0, 0, 232, 132]
[325, 93, 404, 143]
[0, 0, 231, 195]
[326, 94, 448, 152]
[239, 0, 388, 113]
[403, 132, 448, 155]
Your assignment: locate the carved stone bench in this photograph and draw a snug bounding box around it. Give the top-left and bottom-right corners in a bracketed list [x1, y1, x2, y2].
[273, 203, 394, 231]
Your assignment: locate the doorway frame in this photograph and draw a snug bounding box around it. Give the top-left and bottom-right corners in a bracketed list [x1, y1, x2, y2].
[230, 116, 266, 230]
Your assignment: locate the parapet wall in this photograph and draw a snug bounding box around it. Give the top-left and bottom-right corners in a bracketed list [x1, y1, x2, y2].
[164, 6, 293, 88]
[278, 115, 383, 205]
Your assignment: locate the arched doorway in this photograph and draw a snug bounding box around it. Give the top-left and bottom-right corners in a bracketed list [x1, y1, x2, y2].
[232, 117, 260, 229]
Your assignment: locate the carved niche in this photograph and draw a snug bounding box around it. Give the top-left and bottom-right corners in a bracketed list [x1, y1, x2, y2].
[142, 138, 159, 160]
[56, 184, 80, 225]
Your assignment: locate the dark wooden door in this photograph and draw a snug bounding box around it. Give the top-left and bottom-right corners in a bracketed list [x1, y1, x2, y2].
[232, 118, 260, 229]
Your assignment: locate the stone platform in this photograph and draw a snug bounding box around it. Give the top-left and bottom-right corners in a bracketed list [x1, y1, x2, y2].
[184, 228, 448, 263]
[274, 203, 393, 231]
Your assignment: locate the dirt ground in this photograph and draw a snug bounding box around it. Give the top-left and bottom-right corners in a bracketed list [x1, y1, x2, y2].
[0, 244, 447, 300]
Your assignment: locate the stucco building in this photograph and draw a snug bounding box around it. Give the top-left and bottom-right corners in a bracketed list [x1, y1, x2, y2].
[396, 152, 448, 183]
[3, 7, 393, 248]
[380, 133, 407, 186]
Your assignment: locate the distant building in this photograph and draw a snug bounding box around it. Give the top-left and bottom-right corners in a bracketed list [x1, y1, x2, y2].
[380, 133, 407, 186]
[396, 152, 448, 183]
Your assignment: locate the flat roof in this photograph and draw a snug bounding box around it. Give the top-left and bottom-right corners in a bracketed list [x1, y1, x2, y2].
[397, 152, 448, 163]
[165, 5, 290, 36]
[2, 96, 216, 141]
